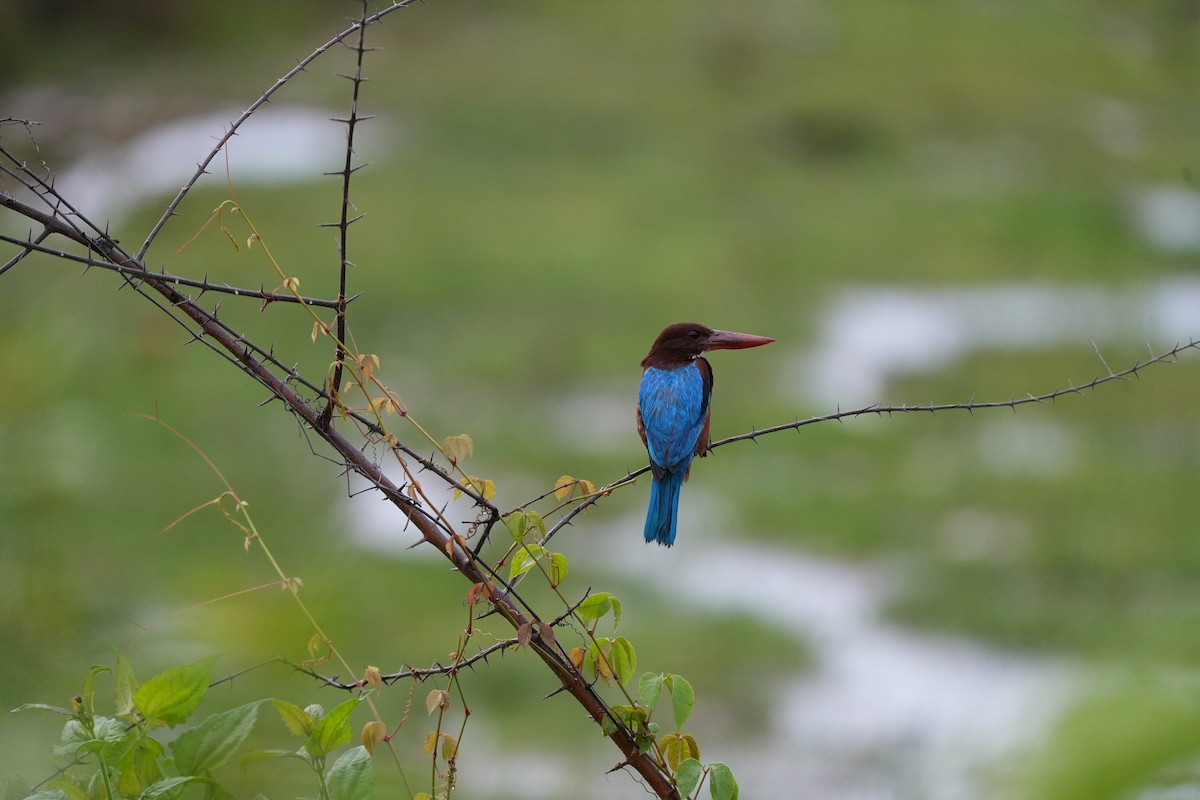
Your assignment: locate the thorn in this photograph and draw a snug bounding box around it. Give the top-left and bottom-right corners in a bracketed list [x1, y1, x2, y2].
[542, 684, 571, 701]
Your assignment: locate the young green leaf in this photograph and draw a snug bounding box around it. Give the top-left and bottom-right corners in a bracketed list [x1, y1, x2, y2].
[638, 673, 664, 712]
[456, 475, 495, 501]
[441, 434, 473, 464]
[134, 656, 219, 728]
[584, 639, 613, 683]
[667, 674, 695, 731]
[505, 512, 531, 542]
[80, 664, 112, 720]
[12, 703, 73, 716]
[707, 762, 738, 800]
[611, 637, 637, 686]
[509, 544, 548, 580]
[548, 552, 569, 587]
[577, 592, 615, 620]
[327, 745, 374, 800]
[425, 689, 449, 716]
[660, 733, 695, 771]
[273, 699, 316, 737]
[442, 433, 472, 461]
[171, 700, 264, 776]
[115, 736, 164, 798]
[307, 697, 361, 759]
[675, 758, 703, 798]
[114, 651, 138, 718]
[361, 720, 386, 753]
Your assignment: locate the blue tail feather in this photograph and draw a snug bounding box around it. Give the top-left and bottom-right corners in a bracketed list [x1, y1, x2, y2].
[644, 468, 686, 547]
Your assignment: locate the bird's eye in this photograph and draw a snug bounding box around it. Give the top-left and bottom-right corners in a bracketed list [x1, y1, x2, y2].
[688, 329, 702, 339]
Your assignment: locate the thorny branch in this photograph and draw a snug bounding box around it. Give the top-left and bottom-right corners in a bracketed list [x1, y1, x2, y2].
[299, 637, 522, 690]
[713, 338, 1200, 445]
[318, 0, 374, 430]
[539, 337, 1200, 544]
[0, 8, 676, 797]
[0, 228, 345, 306]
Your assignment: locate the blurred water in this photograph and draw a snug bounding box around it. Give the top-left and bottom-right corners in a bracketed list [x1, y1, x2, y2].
[794, 279, 1200, 408]
[53, 105, 385, 227]
[591, 524, 1074, 800]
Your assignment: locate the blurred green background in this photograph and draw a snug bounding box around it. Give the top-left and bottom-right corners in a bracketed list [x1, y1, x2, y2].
[3, 1, 1200, 798]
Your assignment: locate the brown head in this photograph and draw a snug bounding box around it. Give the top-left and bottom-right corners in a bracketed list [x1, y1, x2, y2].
[641, 322, 774, 369]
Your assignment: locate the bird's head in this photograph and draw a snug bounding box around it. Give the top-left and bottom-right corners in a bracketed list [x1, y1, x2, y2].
[642, 322, 774, 368]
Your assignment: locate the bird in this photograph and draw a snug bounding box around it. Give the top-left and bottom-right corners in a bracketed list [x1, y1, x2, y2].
[637, 322, 774, 547]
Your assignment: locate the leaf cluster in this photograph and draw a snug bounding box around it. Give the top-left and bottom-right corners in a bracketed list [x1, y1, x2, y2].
[15, 656, 372, 800]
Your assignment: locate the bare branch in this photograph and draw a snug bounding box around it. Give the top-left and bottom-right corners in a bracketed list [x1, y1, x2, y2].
[543, 338, 1200, 544]
[0, 230, 343, 307]
[712, 338, 1198, 448]
[135, 0, 424, 260]
[318, 0, 373, 430]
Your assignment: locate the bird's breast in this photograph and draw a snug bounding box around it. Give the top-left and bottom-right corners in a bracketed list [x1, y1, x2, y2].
[638, 364, 708, 469]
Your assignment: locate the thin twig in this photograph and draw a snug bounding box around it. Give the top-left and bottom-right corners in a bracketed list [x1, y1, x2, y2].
[135, 0, 422, 261]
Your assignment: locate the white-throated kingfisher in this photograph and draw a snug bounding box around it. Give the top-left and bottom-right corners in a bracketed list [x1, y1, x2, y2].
[637, 322, 774, 547]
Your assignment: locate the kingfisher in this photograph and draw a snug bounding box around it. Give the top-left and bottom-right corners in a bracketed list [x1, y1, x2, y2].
[637, 322, 774, 547]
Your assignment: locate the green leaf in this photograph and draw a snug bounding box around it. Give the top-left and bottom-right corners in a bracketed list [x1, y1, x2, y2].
[509, 544, 547, 580]
[548, 552, 569, 587]
[172, 700, 264, 776]
[707, 762, 738, 800]
[583, 639, 602, 680]
[327, 745, 374, 800]
[638, 673, 664, 712]
[22, 792, 70, 800]
[116, 737, 164, 799]
[577, 592, 615, 620]
[668, 675, 695, 731]
[80, 664, 112, 719]
[611, 637, 637, 686]
[307, 696, 361, 759]
[12, 703, 73, 716]
[599, 715, 619, 737]
[53, 720, 89, 759]
[67, 716, 124, 758]
[505, 513, 527, 541]
[660, 733, 701, 771]
[504, 510, 544, 543]
[139, 776, 210, 800]
[114, 651, 138, 719]
[134, 656, 219, 727]
[273, 699, 316, 736]
[609, 704, 647, 730]
[676, 758, 703, 798]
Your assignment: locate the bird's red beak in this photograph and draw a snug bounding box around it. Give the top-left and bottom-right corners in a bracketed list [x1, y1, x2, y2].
[705, 329, 775, 350]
